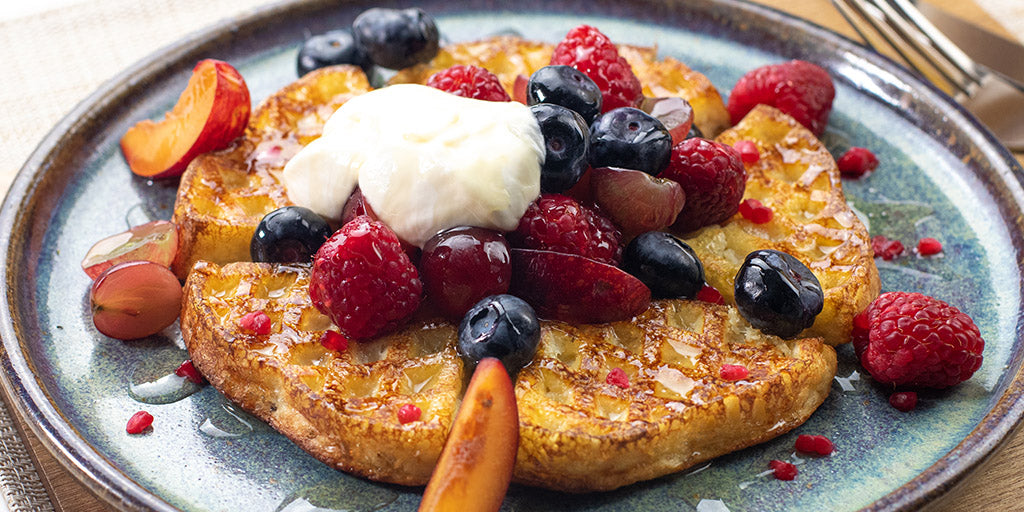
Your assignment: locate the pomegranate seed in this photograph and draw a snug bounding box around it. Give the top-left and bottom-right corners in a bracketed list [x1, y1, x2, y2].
[719, 364, 749, 381]
[871, 235, 904, 261]
[733, 140, 760, 164]
[174, 360, 205, 384]
[769, 459, 797, 480]
[606, 367, 630, 389]
[696, 284, 725, 305]
[126, 411, 154, 434]
[795, 434, 834, 455]
[398, 404, 422, 424]
[890, 391, 918, 412]
[837, 147, 879, 177]
[239, 310, 272, 335]
[917, 237, 942, 256]
[738, 198, 773, 224]
[321, 330, 349, 352]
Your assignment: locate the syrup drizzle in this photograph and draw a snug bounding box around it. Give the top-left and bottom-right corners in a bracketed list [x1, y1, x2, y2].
[128, 349, 201, 404]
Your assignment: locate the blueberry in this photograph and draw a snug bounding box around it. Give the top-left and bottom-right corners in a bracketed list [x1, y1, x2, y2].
[734, 250, 824, 338]
[251, 206, 333, 263]
[352, 7, 439, 70]
[457, 294, 541, 373]
[527, 65, 602, 124]
[530, 103, 590, 193]
[621, 232, 704, 299]
[297, 29, 372, 77]
[589, 107, 672, 176]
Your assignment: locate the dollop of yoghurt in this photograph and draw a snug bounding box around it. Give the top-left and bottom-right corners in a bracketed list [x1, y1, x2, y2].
[282, 84, 544, 247]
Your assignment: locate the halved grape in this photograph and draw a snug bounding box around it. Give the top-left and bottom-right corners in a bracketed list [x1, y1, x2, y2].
[90, 261, 183, 340]
[81, 220, 178, 279]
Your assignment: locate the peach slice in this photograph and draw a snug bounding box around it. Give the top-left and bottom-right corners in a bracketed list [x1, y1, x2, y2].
[120, 59, 250, 179]
[419, 357, 517, 512]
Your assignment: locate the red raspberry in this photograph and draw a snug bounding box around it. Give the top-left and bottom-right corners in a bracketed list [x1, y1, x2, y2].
[126, 411, 153, 434]
[397, 404, 422, 424]
[550, 25, 642, 112]
[309, 215, 422, 340]
[852, 292, 984, 388]
[794, 434, 834, 456]
[239, 310, 272, 335]
[871, 235, 905, 261]
[738, 198, 773, 224]
[174, 360, 205, 385]
[769, 460, 797, 480]
[728, 60, 835, 136]
[426, 64, 511, 102]
[509, 194, 622, 265]
[696, 284, 725, 305]
[719, 364, 749, 381]
[837, 147, 879, 177]
[659, 138, 746, 233]
[890, 391, 918, 411]
[917, 237, 942, 256]
[606, 367, 630, 389]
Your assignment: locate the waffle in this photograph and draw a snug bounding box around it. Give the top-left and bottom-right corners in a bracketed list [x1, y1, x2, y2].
[685, 105, 881, 345]
[182, 260, 836, 491]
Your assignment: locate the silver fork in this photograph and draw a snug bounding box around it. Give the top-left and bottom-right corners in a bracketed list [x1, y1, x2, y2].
[832, 0, 1024, 150]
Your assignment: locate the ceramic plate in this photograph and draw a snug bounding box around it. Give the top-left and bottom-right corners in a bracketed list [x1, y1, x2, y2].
[2, 0, 1023, 510]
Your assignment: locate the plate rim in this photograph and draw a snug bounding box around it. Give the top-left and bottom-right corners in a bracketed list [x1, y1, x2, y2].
[2, 0, 1023, 511]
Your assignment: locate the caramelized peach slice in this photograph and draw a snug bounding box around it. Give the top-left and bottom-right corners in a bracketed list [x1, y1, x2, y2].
[120, 59, 250, 178]
[419, 358, 517, 512]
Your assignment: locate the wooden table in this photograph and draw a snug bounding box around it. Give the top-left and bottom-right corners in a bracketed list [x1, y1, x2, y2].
[6, 0, 1023, 510]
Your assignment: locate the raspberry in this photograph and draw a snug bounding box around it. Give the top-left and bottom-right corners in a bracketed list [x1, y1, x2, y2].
[126, 411, 154, 434]
[769, 460, 797, 481]
[719, 364, 749, 381]
[426, 64, 511, 102]
[852, 292, 984, 388]
[309, 215, 422, 340]
[509, 194, 622, 265]
[550, 25, 642, 112]
[794, 434, 834, 456]
[890, 391, 918, 411]
[606, 367, 630, 389]
[397, 404, 422, 424]
[917, 237, 942, 256]
[321, 330, 349, 352]
[696, 284, 725, 305]
[174, 360, 205, 385]
[659, 138, 746, 233]
[837, 147, 879, 177]
[871, 235, 904, 261]
[738, 198, 773, 224]
[733, 140, 760, 164]
[728, 60, 835, 136]
[239, 310, 272, 335]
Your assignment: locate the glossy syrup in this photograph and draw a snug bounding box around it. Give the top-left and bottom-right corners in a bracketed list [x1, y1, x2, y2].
[128, 348, 202, 404]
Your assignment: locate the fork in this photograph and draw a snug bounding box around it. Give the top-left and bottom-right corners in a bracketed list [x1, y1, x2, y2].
[831, 0, 1024, 151]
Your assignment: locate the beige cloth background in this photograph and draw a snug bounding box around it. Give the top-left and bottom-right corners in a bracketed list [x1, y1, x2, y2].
[0, 0, 1020, 510]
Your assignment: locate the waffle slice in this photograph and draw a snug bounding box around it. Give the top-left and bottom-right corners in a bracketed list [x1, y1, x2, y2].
[684, 105, 881, 345]
[182, 260, 836, 491]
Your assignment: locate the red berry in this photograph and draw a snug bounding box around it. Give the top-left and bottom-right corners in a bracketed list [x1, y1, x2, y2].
[696, 284, 725, 305]
[426, 64, 511, 102]
[917, 237, 942, 256]
[606, 367, 630, 388]
[321, 330, 349, 352]
[728, 60, 835, 136]
[837, 147, 879, 177]
[871, 235, 905, 261]
[239, 310, 272, 335]
[174, 360, 205, 385]
[769, 460, 798, 480]
[509, 194, 622, 266]
[126, 411, 154, 434]
[733, 140, 760, 164]
[309, 215, 423, 340]
[795, 434, 834, 456]
[852, 292, 984, 388]
[719, 364, 749, 381]
[397, 404, 422, 424]
[738, 198, 773, 224]
[420, 227, 511, 321]
[659, 138, 746, 233]
[890, 391, 918, 412]
[550, 25, 642, 112]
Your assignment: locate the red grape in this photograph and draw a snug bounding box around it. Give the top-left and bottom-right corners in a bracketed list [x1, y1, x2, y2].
[81, 220, 178, 279]
[90, 260, 183, 340]
[420, 227, 511, 321]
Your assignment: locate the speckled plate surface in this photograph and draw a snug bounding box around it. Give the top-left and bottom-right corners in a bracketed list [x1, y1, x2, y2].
[2, 0, 1023, 510]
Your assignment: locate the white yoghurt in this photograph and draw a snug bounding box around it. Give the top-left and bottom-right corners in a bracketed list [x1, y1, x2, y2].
[282, 84, 544, 247]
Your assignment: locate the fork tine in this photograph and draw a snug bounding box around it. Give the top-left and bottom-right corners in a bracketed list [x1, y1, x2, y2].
[886, 0, 985, 84]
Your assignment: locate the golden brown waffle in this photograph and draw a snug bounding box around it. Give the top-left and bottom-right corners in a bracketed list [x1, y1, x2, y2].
[684, 105, 881, 345]
[182, 260, 836, 491]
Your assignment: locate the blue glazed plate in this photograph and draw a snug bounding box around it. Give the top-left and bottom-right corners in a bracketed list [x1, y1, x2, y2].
[2, 0, 1023, 510]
